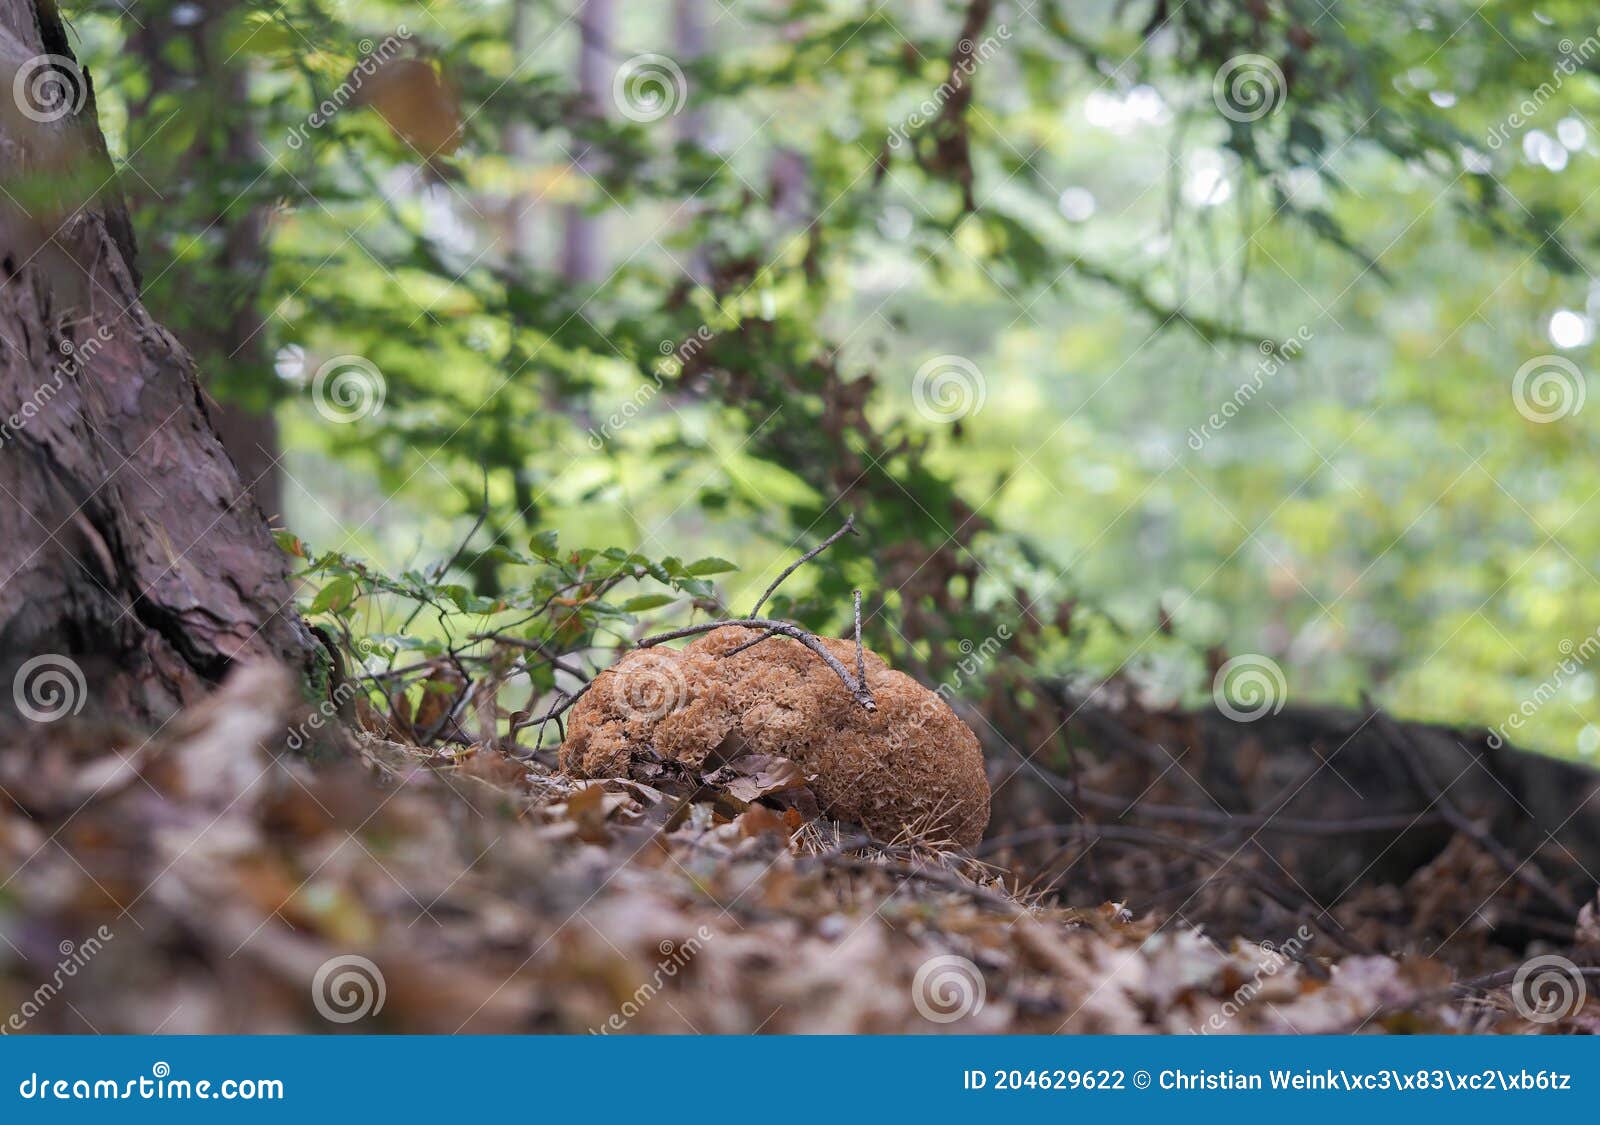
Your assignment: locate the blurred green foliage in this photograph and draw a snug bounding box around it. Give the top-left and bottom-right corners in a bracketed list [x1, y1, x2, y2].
[69, 0, 1600, 757]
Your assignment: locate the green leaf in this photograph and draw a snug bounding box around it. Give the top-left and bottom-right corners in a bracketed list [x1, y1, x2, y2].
[223, 12, 296, 59]
[483, 545, 535, 566]
[686, 556, 737, 576]
[621, 593, 677, 612]
[528, 529, 559, 559]
[311, 575, 359, 615]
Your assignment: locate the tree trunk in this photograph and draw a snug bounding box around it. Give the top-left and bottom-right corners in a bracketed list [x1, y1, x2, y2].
[0, 0, 315, 727]
[673, 0, 708, 147]
[134, 0, 284, 518]
[560, 0, 614, 283]
[127, 0, 283, 521]
[506, 0, 542, 271]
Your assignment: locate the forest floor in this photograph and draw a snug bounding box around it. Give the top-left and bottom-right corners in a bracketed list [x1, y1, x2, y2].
[1, 664, 1596, 1034]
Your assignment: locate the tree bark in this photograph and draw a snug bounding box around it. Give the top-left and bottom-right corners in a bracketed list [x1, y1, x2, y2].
[560, 0, 614, 283]
[126, 0, 284, 521]
[0, 0, 314, 727]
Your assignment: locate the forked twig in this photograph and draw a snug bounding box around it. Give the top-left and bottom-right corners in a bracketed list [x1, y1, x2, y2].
[640, 618, 876, 710]
[518, 516, 877, 749]
[749, 515, 858, 617]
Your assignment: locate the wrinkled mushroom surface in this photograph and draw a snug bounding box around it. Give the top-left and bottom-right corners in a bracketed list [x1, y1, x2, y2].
[559, 626, 990, 847]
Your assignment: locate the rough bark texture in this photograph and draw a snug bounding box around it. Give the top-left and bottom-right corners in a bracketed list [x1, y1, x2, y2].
[0, 0, 314, 727]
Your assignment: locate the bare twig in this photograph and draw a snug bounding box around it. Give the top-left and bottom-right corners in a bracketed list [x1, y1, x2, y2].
[640, 618, 876, 710]
[723, 628, 782, 657]
[748, 515, 858, 617]
[800, 833, 1020, 910]
[853, 589, 866, 686]
[799, 850, 1022, 915]
[510, 681, 592, 741]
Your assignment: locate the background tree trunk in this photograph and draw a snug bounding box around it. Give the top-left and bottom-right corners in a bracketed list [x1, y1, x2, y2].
[128, 0, 283, 521]
[560, 0, 614, 283]
[0, 0, 314, 727]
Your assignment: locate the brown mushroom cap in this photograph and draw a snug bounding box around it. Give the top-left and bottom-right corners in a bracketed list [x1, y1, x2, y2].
[559, 625, 990, 847]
